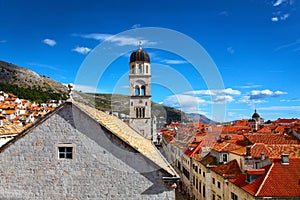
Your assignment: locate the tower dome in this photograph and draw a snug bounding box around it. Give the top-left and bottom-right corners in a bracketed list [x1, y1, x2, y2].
[130, 47, 150, 63]
[252, 109, 260, 119]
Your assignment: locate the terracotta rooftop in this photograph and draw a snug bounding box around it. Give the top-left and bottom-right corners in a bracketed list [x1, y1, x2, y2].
[274, 118, 299, 124]
[73, 101, 177, 176]
[229, 171, 267, 195]
[244, 133, 299, 145]
[267, 144, 300, 158]
[255, 158, 300, 197]
[184, 141, 203, 157]
[230, 159, 300, 197]
[213, 142, 242, 152]
[256, 126, 272, 133]
[230, 146, 247, 156]
[211, 159, 242, 177]
[250, 143, 270, 158]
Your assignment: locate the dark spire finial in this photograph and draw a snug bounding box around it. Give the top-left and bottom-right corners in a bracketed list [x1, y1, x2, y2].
[138, 40, 142, 50]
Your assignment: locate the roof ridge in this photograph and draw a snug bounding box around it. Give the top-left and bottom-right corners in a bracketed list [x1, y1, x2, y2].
[255, 162, 274, 196]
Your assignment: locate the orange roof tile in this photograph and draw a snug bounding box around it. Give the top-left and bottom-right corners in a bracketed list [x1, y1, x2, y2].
[244, 133, 299, 145]
[267, 144, 300, 158]
[250, 143, 270, 158]
[257, 126, 272, 133]
[256, 158, 300, 197]
[213, 142, 242, 152]
[212, 159, 242, 177]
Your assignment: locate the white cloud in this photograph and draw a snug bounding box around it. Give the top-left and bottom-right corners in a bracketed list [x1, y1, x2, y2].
[272, 13, 290, 22]
[219, 11, 229, 16]
[238, 96, 267, 105]
[239, 84, 262, 89]
[43, 38, 56, 46]
[280, 13, 290, 20]
[280, 98, 300, 102]
[213, 95, 234, 104]
[273, 0, 284, 6]
[161, 59, 188, 65]
[227, 47, 235, 54]
[185, 88, 241, 96]
[72, 46, 91, 54]
[238, 89, 287, 106]
[273, 0, 292, 6]
[249, 89, 287, 100]
[163, 94, 205, 113]
[131, 24, 141, 29]
[259, 105, 300, 111]
[74, 33, 156, 47]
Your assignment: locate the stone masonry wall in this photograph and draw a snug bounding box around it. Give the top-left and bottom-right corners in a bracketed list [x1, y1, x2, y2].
[0, 103, 175, 199]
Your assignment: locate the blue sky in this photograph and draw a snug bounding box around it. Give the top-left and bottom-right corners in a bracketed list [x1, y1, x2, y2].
[0, 0, 300, 121]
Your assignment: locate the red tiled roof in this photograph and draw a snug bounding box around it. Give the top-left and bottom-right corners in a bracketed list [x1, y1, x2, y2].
[230, 159, 300, 197]
[251, 143, 270, 158]
[256, 158, 300, 197]
[234, 120, 249, 126]
[184, 141, 203, 157]
[230, 146, 247, 156]
[229, 172, 266, 195]
[257, 126, 272, 133]
[274, 118, 299, 124]
[213, 142, 242, 152]
[267, 144, 300, 158]
[244, 133, 299, 145]
[246, 168, 265, 175]
[211, 159, 242, 177]
[274, 125, 289, 133]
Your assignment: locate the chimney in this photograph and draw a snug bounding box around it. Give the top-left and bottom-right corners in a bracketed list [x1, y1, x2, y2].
[281, 154, 289, 165]
[261, 153, 265, 160]
[246, 146, 251, 158]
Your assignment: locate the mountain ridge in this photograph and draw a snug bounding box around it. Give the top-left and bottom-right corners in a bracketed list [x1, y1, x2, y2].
[0, 60, 216, 125]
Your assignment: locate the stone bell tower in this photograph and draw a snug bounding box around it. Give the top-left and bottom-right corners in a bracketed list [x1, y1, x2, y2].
[129, 43, 152, 139]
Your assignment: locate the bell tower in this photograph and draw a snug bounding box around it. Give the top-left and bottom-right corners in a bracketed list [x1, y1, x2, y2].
[129, 43, 152, 139]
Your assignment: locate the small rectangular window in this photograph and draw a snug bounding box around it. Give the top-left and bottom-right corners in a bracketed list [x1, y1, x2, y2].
[57, 143, 75, 160]
[212, 178, 215, 184]
[231, 192, 238, 200]
[58, 147, 73, 159]
[223, 154, 228, 162]
[218, 181, 221, 189]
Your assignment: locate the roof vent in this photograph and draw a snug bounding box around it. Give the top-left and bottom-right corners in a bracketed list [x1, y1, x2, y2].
[246, 146, 252, 158]
[281, 154, 289, 165]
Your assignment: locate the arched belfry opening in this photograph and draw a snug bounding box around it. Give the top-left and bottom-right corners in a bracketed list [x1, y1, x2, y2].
[129, 43, 152, 139]
[141, 85, 146, 96]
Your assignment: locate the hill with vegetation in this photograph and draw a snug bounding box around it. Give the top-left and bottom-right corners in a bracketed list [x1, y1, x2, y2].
[72, 92, 216, 126]
[0, 60, 68, 103]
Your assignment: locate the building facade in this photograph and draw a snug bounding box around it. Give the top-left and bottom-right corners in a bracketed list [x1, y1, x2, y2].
[0, 102, 176, 199]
